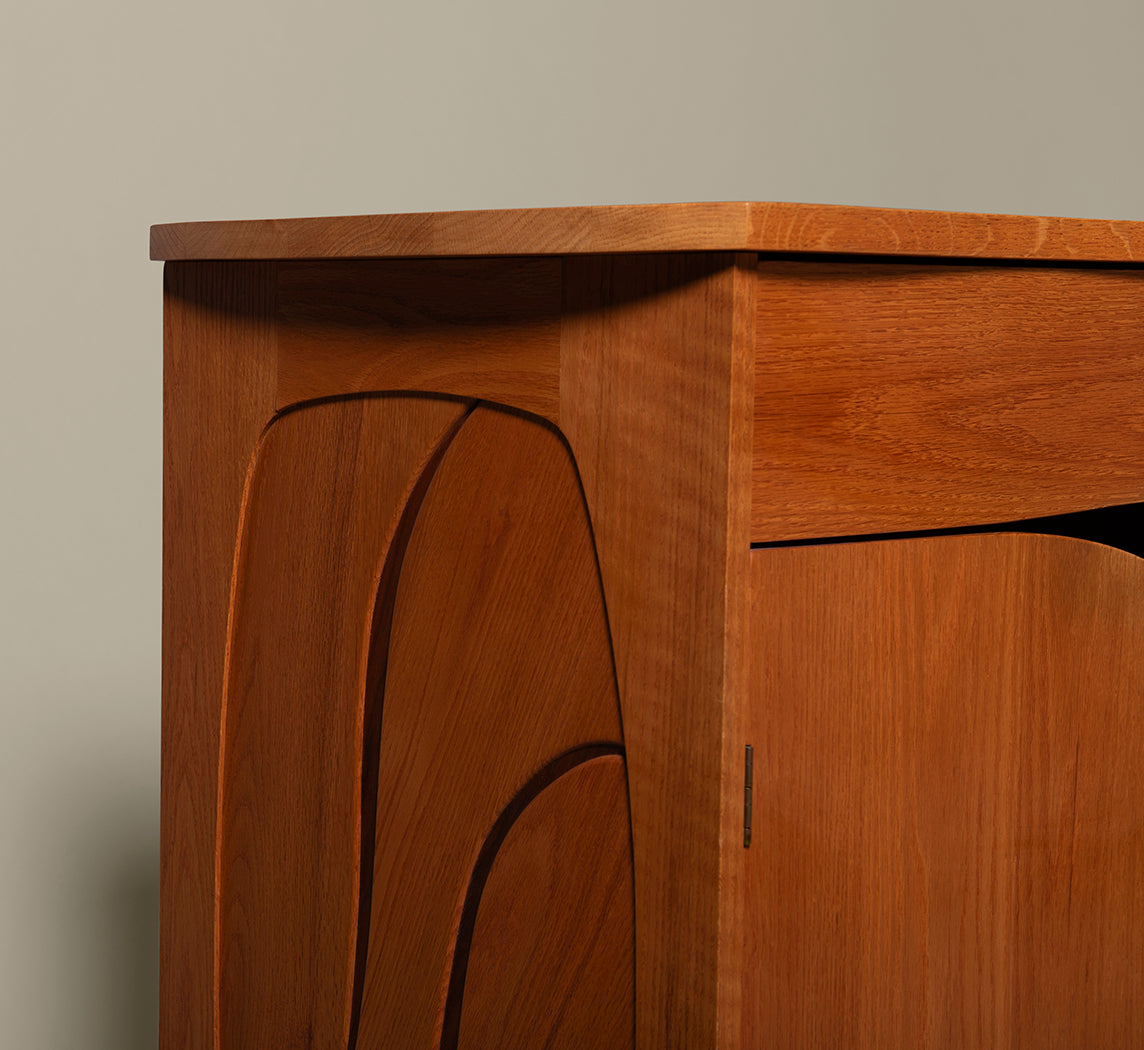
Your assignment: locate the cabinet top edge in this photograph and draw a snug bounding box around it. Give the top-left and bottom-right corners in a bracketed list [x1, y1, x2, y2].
[149, 201, 1144, 263]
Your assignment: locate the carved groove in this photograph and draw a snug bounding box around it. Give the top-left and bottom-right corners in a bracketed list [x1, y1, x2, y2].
[213, 394, 472, 1050]
[347, 405, 476, 1050]
[352, 405, 628, 1048]
[439, 743, 627, 1050]
[215, 397, 632, 1050]
[475, 401, 632, 756]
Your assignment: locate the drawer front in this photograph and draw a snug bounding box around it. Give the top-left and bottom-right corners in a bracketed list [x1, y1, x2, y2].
[754, 261, 1144, 541]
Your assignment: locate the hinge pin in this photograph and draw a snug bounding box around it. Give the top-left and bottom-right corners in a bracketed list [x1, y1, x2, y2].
[744, 744, 753, 848]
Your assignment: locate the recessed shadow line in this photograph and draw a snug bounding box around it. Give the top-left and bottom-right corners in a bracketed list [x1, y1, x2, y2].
[345, 403, 477, 1050]
[468, 398, 637, 1044]
[752, 500, 1144, 559]
[438, 743, 626, 1050]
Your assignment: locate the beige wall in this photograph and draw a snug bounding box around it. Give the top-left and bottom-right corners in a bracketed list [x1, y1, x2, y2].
[1, 1, 1141, 1046]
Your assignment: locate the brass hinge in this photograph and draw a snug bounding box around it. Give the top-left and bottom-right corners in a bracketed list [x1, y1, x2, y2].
[744, 744, 753, 848]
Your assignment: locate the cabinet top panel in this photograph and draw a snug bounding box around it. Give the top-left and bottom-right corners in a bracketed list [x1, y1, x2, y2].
[150, 202, 1144, 263]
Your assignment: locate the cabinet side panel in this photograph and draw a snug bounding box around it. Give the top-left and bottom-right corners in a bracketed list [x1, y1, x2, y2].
[753, 262, 1144, 541]
[746, 535, 1144, 1049]
[560, 254, 756, 1050]
[161, 262, 277, 1050]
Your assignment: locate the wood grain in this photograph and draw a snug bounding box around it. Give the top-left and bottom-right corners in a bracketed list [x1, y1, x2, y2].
[754, 261, 1144, 541]
[216, 396, 468, 1050]
[354, 406, 624, 1049]
[454, 753, 634, 1050]
[151, 201, 1144, 263]
[275, 258, 562, 422]
[161, 215, 1144, 1050]
[746, 534, 1144, 1049]
[560, 254, 756, 1049]
[161, 262, 277, 1050]
[747, 201, 1144, 262]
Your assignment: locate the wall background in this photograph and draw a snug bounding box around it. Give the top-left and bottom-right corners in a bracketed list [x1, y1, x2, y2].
[1, 1, 1141, 1045]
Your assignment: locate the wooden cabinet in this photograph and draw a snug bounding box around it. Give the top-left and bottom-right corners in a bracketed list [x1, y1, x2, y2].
[154, 203, 1144, 1049]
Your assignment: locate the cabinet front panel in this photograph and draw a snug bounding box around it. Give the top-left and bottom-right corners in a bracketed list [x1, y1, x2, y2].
[746, 534, 1144, 1049]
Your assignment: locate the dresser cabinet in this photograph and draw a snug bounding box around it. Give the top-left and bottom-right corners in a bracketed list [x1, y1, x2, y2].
[154, 203, 1144, 1049]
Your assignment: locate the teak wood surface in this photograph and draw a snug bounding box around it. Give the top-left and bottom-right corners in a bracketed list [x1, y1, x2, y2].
[159, 203, 1144, 1050]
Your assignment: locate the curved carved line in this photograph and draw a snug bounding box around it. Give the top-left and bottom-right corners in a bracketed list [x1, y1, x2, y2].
[275, 392, 631, 760]
[471, 399, 632, 763]
[461, 403, 636, 1013]
[212, 392, 475, 1050]
[438, 742, 627, 1050]
[274, 387, 476, 422]
[346, 404, 477, 1050]
[211, 402, 272, 1050]
[215, 392, 632, 1050]
[323, 394, 633, 773]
